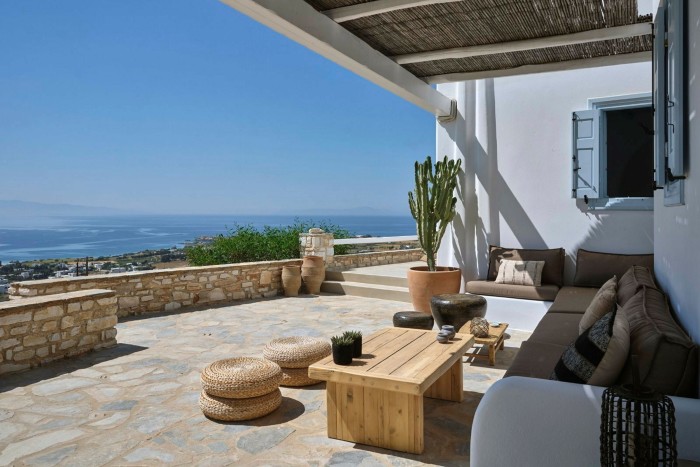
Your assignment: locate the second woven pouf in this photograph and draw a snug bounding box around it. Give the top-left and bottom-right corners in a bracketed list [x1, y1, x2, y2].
[199, 357, 283, 421]
[263, 336, 331, 387]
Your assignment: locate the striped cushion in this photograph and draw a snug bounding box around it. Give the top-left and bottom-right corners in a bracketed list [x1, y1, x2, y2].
[551, 308, 630, 386]
[495, 260, 544, 286]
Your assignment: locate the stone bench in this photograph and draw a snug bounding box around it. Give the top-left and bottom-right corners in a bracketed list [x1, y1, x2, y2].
[0, 289, 118, 375]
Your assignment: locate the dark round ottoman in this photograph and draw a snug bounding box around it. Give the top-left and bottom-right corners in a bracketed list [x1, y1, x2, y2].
[392, 311, 435, 330]
[430, 294, 487, 333]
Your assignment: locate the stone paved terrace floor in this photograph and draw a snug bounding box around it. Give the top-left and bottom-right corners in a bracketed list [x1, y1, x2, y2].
[0, 294, 529, 466]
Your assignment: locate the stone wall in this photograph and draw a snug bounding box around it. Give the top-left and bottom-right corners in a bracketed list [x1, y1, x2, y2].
[327, 249, 424, 271]
[0, 289, 117, 375]
[10, 259, 303, 318]
[8, 252, 423, 318]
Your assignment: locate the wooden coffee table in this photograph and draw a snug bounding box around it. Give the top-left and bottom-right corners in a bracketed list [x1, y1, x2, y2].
[308, 327, 474, 454]
[463, 321, 509, 366]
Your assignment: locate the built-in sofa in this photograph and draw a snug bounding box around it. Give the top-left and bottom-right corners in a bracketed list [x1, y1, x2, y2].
[466, 247, 700, 466]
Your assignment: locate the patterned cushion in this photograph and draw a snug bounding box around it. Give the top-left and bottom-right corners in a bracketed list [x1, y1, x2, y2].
[578, 276, 618, 334]
[495, 260, 545, 286]
[487, 246, 565, 286]
[551, 309, 630, 386]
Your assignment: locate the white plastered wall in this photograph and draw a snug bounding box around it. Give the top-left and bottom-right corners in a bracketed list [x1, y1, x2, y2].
[437, 62, 654, 285]
[653, 0, 700, 352]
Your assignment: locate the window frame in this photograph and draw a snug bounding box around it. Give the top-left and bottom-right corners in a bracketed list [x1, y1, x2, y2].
[584, 93, 654, 211]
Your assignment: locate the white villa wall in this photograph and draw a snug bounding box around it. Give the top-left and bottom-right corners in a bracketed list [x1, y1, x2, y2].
[437, 63, 654, 284]
[654, 1, 700, 348]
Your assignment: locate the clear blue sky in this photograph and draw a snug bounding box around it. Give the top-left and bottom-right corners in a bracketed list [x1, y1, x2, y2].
[0, 1, 434, 216]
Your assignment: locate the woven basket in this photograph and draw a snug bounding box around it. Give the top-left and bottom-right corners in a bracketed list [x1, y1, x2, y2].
[201, 357, 282, 399]
[280, 367, 321, 387]
[263, 337, 331, 368]
[470, 317, 490, 338]
[199, 389, 282, 422]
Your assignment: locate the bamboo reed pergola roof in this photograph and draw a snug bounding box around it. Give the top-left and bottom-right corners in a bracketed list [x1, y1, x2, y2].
[304, 0, 652, 83]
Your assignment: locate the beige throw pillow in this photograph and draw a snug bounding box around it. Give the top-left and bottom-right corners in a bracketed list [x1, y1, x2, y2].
[579, 275, 618, 334]
[495, 260, 544, 286]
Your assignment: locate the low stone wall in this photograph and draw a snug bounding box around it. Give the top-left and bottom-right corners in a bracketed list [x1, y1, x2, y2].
[327, 249, 423, 271]
[0, 289, 117, 375]
[8, 251, 423, 318]
[10, 259, 303, 318]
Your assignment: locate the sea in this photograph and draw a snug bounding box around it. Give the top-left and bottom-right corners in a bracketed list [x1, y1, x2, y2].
[0, 215, 416, 263]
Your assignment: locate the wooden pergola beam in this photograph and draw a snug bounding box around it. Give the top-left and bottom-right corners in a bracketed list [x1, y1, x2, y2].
[322, 0, 462, 23]
[394, 23, 652, 64]
[218, 0, 456, 119]
[424, 51, 652, 84]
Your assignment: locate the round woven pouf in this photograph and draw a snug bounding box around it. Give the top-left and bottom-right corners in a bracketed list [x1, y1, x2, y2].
[199, 389, 282, 422]
[200, 357, 283, 399]
[392, 311, 435, 330]
[263, 337, 331, 369]
[280, 367, 321, 387]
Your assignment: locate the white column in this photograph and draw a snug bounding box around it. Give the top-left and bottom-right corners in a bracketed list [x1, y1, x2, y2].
[436, 79, 497, 284]
[436, 82, 475, 286]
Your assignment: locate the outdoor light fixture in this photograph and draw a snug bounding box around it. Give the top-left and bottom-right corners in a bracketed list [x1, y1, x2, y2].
[600, 363, 677, 466]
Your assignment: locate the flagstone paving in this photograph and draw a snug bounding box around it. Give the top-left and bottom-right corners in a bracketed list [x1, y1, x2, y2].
[0, 294, 529, 466]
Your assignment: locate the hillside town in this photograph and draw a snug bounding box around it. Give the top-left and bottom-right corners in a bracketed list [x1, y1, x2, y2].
[0, 247, 188, 297]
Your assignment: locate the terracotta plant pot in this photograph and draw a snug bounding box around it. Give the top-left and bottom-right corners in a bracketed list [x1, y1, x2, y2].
[301, 255, 325, 294]
[406, 266, 462, 313]
[281, 265, 302, 297]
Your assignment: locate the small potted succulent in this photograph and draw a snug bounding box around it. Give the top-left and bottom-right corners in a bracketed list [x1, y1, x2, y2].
[331, 334, 354, 365]
[343, 330, 363, 358]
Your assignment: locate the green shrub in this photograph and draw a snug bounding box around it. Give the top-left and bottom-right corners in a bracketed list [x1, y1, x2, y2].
[186, 219, 352, 266]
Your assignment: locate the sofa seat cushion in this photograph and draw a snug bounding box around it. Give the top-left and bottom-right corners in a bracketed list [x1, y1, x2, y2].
[528, 313, 583, 347]
[617, 287, 698, 397]
[466, 280, 559, 301]
[617, 266, 658, 307]
[487, 246, 565, 287]
[547, 286, 599, 314]
[573, 249, 654, 287]
[504, 341, 567, 379]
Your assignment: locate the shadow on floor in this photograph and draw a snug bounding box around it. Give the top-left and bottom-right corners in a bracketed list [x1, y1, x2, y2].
[207, 395, 308, 428]
[349, 390, 485, 466]
[0, 343, 147, 393]
[117, 293, 326, 324]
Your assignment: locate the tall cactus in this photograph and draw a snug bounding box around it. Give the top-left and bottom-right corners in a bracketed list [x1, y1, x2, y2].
[408, 156, 462, 272]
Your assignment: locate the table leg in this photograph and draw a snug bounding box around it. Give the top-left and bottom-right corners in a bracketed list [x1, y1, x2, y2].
[326, 381, 424, 454]
[488, 344, 496, 366]
[424, 358, 464, 402]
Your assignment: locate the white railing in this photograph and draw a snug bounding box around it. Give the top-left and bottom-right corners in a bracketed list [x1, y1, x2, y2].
[334, 235, 418, 245]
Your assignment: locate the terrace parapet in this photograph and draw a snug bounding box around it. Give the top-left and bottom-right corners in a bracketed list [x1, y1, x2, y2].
[8, 251, 423, 318]
[0, 289, 117, 375]
[9, 259, 304, 318]
[326, 249, 423, 271]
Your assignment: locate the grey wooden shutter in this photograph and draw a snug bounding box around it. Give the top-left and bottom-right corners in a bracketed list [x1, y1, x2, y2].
[653, 5, 666, 188]
[665, 0, 685, 205]
[572, 110, 600, 199]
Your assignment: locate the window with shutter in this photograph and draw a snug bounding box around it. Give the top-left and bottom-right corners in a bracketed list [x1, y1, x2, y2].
[571, 94, 654, 211]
